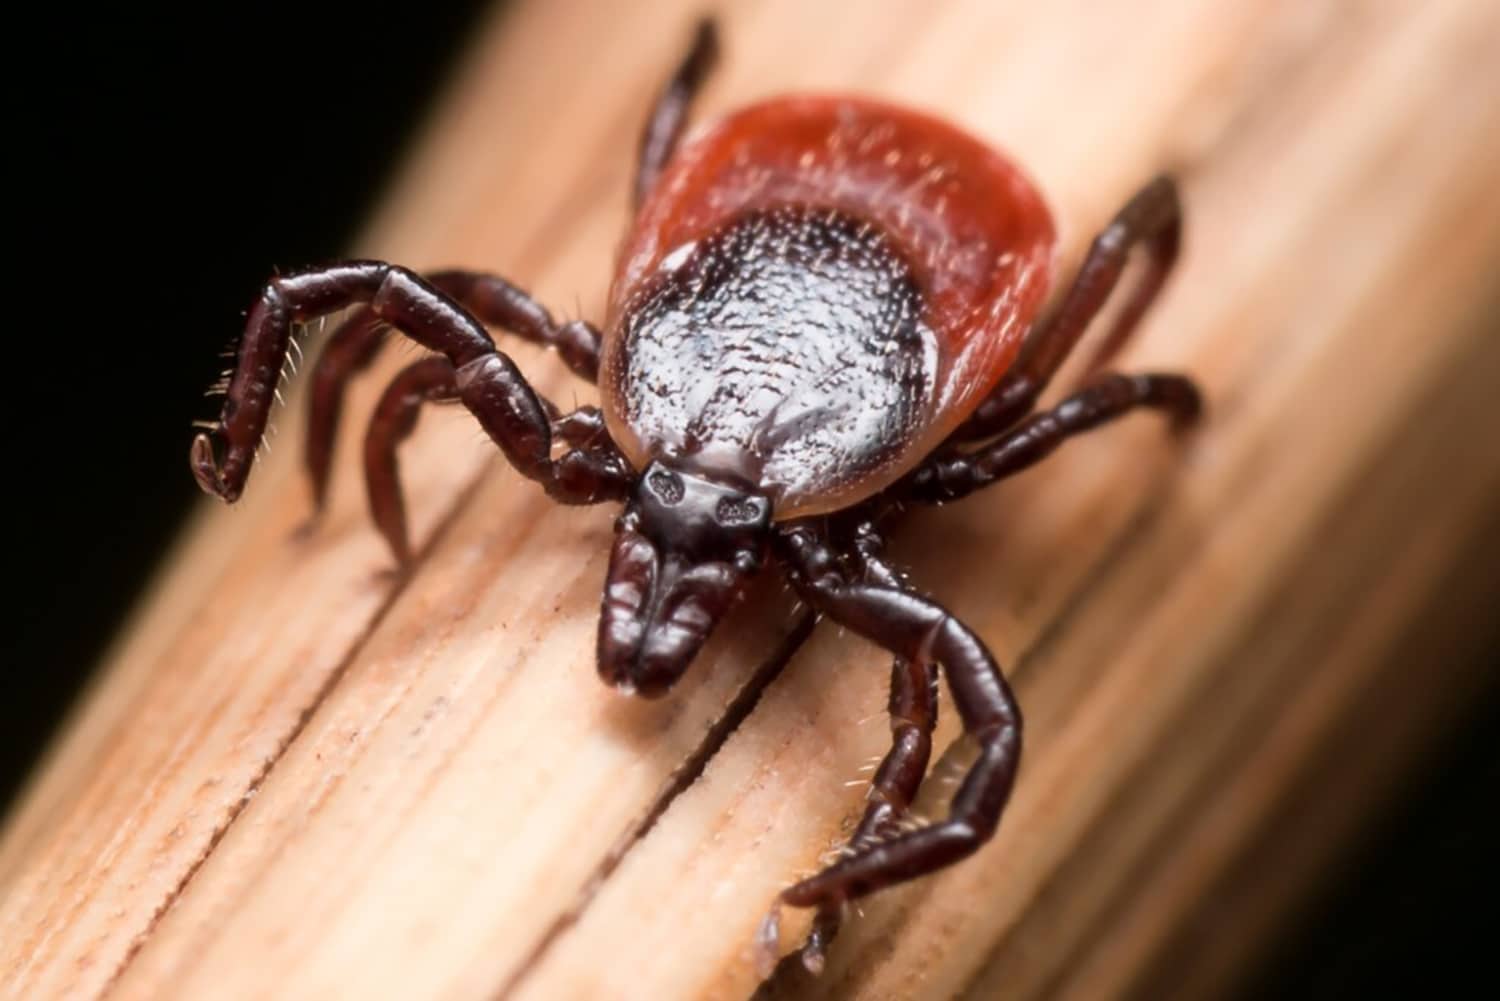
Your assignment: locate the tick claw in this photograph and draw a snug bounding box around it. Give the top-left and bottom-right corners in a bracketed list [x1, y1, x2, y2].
[190, 432, 227, 498]
[190, 429, 247, 501]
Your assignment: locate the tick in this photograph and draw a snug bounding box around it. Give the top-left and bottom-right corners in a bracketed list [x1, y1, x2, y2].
[190, 19, 1200, 971]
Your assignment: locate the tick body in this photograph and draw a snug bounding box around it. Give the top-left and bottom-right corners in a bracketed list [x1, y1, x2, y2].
[605, 96, 1056, 518]
[190, 19, 1200, 973]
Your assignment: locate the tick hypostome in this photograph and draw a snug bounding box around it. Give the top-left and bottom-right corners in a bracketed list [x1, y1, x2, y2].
[189, 17, 1201, 973]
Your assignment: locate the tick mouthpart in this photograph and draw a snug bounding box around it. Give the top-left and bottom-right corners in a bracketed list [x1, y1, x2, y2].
[597, 533, 728, 699]
[596, 466, 772, 699]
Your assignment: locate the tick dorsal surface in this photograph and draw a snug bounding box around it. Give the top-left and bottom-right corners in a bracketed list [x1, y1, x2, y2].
[610, 205, 935, 513]
[601, 96, 1057, 518]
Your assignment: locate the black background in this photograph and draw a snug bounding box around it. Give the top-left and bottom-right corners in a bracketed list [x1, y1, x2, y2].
[4, 4, 1495, 996]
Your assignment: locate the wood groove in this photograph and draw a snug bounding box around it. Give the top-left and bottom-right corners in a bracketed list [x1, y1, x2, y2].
[500, 610, 817, 999]
[96, 469, 492, 999]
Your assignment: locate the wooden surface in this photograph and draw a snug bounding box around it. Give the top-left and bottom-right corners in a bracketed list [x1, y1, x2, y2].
[4, 1, 1499, 999]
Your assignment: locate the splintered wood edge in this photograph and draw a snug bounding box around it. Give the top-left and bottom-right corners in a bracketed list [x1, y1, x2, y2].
[3, 2, 1499, 1000]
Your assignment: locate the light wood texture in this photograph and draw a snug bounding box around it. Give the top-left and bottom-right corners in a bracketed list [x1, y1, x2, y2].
[4, 1, 1499, 999]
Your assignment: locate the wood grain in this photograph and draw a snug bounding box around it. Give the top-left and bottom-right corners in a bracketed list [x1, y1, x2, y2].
[3, 1, 1498, 999]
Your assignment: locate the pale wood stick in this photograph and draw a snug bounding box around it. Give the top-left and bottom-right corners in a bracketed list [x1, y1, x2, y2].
[3, 2, 1498, 1000]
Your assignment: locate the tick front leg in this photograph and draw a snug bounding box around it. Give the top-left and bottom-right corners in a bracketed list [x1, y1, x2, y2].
[362, 357, 459, 566]
[633, 18, 719, 208]
[774, 523, 1022, 913]
[365, 357, 629, 566]
[956, 175, 1183, 441]
[192, 262, 630, 511]
[305, 307, 387, 512]
[908, 372, 1201, 505]
[305, 269, 601, 513]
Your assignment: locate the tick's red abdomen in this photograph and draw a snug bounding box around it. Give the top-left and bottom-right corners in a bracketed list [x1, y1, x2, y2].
[601, 96, 1057, 517]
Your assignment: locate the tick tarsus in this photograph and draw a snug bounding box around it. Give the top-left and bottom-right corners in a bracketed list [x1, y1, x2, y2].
[189, 17, 1203, 974]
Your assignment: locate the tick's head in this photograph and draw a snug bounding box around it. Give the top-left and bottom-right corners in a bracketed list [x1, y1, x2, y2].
[597, 461, 771, 698]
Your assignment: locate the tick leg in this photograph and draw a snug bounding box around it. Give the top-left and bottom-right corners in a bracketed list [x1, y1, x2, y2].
[801, 651, 939, 973]
[305, 306, 388, 513]
[549, 404, 612, 450]
[192, 261, 632, 509]
[363, 356, 460, 565]
[955, 175, 1182, 441]
[841, 521, 936, 865]
[305, 268, 601, 513]
[774, 522, 1022, 913]
[908, 372, 1200, 505]
[633, 18, 719, 208]
[793, 515, 938, 969]
[366, 358, 625, 566]
[855, 657, 939, 848]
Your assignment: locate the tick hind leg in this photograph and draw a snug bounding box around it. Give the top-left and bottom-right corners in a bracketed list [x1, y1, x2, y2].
[772, 522, 1022, 925]
[633, 18, 719, 208]
[304, 269, 603, 513]
[192, 262, 632, 520]
[957, 175, 1183, 441]
[906, 372, 1200, 505]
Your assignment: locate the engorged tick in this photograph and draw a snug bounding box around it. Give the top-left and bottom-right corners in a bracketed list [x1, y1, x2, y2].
[189, 19, 1201, 972]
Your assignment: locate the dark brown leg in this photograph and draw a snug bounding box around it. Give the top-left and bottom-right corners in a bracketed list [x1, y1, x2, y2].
[787, 516, 939, 970]
[364, 355, 621, 566]
[799, 649, 938, 972]
[772, 522, 1022, 912]
[305, 308, 388, 512]
[633, 18, 719, 208]
[362, 357, 459, 565]
[854, 658, 939, 847]
[844, 520, 938, 853]
[549, 405, 612, 449]
[908, 372, 1200, 505]
[192, 262, 632, 509]
[848, 664, 938, 850]
[305, 269, 602, 512]
[956, 175, 1182, 441]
